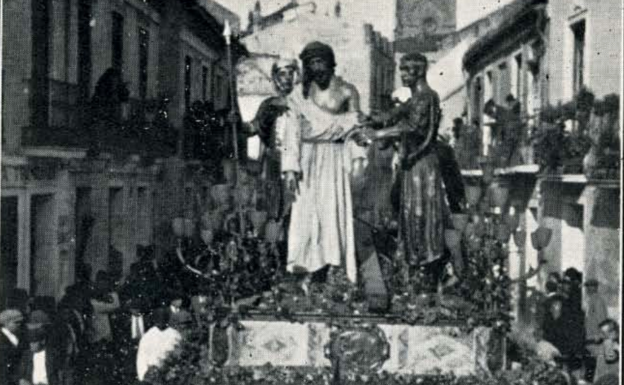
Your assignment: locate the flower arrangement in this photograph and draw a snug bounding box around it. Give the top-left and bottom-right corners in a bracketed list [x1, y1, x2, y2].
[531, 122, 592, 172]
[532, 89, 620, 174]
[148, 348, 570, 385]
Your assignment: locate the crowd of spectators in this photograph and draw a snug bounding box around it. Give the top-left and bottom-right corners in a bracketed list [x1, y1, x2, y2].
[523, 268, 619, 384]
[0, 243, 222, 385]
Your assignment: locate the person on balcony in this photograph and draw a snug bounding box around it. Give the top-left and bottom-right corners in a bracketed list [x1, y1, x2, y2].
[483, 97, 523, 166]
[87, 68, 130, 157]
[451, 117, 481, 170]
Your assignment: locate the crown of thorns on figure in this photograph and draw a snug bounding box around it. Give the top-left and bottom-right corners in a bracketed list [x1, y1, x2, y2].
[299, 41, 336, 98]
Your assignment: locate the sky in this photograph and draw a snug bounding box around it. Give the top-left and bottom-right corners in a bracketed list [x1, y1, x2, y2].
[214, 0, 516, 39]
[456, 0, 516, 30]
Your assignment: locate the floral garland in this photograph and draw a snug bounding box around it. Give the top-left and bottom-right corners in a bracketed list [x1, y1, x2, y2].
[148, 343, 569, 385]
[176, 218, 512, 332]
[146, 314, 568, 385]
[532, 89, 620, 172]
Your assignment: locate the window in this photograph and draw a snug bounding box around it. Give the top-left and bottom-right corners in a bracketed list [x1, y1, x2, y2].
[515, 54, 523, 99]
[498, 62, 510, 105]
[571, 20, 585, 94]
[112, 12, 124, 72]
[78, 0, 92, 102]
[202, 65, 209, 101]
[214, 71, 226, 109]
[471, 76, 483, 126]
[31, 0, 50, 127]
[486, 70, 497, 103]
[138, 27, 149, 100]
[184, 56, 192, 110]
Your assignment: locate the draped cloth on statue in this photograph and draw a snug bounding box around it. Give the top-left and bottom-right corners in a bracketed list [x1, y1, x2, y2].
[390, 92, 445, 275]
[398, 151, 445, 267]
[277, 86, 366, 282]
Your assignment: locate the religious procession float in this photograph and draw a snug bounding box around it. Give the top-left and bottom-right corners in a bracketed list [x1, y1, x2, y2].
[145, 29, 566, 385]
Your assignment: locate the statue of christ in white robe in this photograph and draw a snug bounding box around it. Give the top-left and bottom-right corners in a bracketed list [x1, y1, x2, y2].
[277, 42, 367, 283]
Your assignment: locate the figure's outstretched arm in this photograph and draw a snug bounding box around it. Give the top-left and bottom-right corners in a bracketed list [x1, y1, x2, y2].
[366, 102, 411, 129]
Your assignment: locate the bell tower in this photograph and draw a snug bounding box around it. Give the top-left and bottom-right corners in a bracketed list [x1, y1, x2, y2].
[395, 0, 456, 41]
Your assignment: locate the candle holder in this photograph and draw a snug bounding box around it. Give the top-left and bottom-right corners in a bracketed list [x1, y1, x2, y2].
[465, 184, 482, 207]
[531, 226, 552, 251]
[490, 181, 510, 209]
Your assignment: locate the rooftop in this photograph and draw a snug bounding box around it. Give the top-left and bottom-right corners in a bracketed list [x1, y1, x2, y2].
[462, 0, 547, 71]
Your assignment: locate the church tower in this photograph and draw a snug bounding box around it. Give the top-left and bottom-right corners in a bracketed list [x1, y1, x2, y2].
[394, 0, 457, 41]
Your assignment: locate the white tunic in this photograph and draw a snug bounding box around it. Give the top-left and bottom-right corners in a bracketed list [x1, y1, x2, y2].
[278, 85, 366, 282]
[136, 326, 182, 381]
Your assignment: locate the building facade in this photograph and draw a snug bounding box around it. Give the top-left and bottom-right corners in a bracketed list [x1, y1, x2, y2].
[242, 1, 395, 114]
[1, 0, 241, 306]
[460, 0, 621, 323]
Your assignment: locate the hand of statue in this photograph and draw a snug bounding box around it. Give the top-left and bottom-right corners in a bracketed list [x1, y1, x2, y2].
[243, 122, 257, 136]
[368, 109, 385, 124]
[349, 128, 372, 147]
[357, 112, 370, 124]
[284, 171, 299, 195]
[361, 127, 377, 143]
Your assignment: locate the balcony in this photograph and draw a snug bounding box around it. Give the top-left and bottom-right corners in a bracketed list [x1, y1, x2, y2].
[457, 89, 620, 181]
[530, 90, 620, 179]
[22, 97, 178, 160]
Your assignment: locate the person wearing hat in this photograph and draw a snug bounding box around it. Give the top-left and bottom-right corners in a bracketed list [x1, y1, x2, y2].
[541, 295, 571, 359]
[18, 316, 62, 385]
[585, 279, 608, 343]
[1, 309, 26, 385]
[248, 57, 299, 221]
[27, 311, 50, 330]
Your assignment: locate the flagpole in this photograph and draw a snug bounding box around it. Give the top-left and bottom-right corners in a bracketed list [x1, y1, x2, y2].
[223, 20, 245, 237]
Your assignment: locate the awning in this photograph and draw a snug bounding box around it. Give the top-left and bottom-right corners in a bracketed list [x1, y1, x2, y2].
[462, 0, 547, 72]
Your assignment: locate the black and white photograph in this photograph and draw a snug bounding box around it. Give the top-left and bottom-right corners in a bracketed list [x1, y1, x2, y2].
[0, 0, 621, 384]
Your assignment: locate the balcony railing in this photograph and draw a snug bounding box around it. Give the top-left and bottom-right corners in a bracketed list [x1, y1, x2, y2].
[23, 97, 178, 159]
[457, 90, 620, 179]
[454, 111, 535, 171]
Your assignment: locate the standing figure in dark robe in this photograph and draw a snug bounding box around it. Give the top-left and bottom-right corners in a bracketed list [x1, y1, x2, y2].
[248, 58, 298, 220]
[87, 68, 130, 157]
[360, 53, 447, 293]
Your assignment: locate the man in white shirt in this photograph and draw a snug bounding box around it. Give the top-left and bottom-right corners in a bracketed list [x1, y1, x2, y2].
[136, 308, 182, 382]
[18, 319, 60, 385]
[1, 309, 25, 385]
